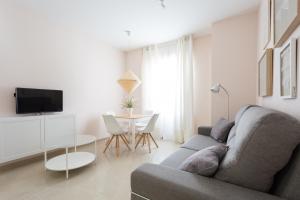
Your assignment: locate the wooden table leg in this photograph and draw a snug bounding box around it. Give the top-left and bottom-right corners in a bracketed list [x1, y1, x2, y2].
[131, 119, 136, 151]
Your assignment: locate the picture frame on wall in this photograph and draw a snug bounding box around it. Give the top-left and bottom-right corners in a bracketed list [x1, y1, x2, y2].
[258, 49, 273, 97]
[260, 0, 272, 49]
[273, 0, 300, 47]
[280, 38, 297, 99]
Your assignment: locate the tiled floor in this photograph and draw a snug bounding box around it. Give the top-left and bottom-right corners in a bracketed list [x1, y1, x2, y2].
[0, 140, 179, 200]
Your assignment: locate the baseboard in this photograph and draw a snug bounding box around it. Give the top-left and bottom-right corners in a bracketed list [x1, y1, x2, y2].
[131, 192, 150, 200]
[0, 138, 105, 169]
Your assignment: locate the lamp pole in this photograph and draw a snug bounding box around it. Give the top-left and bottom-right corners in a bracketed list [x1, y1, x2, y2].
[219, 85, 230, 120]
[211, 83, 230, 120]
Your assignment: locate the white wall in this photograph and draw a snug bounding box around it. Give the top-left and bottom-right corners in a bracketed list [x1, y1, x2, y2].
[125, 12, 258, 128]
[124, 36, 213, 130]
[193, 35, 212, 127]
[193, 12, 258, 125]
[257, 1, 300, 120]
[0, 2, 125, 139]
[211, 12, 258, 123]
[124, 49, 143, 113]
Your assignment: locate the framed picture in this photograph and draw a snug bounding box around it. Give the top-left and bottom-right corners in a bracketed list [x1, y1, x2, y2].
[259, 49, 273, 97]
[280, 38, 297, 98]
[273, 0, 300, 47]
[260, 0, 272, 49]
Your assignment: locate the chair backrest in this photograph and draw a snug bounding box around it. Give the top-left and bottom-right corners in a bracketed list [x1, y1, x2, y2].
[143, 110, 154, 115]
[143, 114, 159, 133]
[105, 111, 116, 116]
[102, 115, 124, 135]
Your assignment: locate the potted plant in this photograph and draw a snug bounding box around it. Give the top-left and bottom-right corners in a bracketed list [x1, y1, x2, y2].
[122, 97, 135, 117]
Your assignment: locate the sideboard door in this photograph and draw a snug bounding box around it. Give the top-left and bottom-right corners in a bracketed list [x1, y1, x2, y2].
[0, 116, 44, 163]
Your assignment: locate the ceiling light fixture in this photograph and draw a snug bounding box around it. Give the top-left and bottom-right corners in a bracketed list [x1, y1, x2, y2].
[125, 30, 131, 37]
[125, 30, 131, 49]
[159, 0, 166, 9]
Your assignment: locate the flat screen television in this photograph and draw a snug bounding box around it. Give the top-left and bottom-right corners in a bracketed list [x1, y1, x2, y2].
[15, 88, 63, 114]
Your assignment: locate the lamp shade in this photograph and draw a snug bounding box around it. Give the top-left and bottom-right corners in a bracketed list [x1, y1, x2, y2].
[117, 70, 141, 94]
[210, 83, 221, 93]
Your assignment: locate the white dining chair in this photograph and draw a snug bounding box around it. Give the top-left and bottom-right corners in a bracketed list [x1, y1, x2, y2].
[102, 115, 131, 157]
[105, 111, 116, 115]
[135, 110, 154, 128]
[135, 114, 159, 153]
[105, 111, 129, 130]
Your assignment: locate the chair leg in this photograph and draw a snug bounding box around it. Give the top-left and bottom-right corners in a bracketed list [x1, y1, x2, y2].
[149, 133, 159, 148]
[105, 138, 110, 146]
[142, 135, 146, 146]
[135, 134, 144, 149]
[146, 133, 151, 153]
[103, 135, 115, 153]
[123, 134, 130, 144]
[125, 133, 130, 142]
[120, 135, 131, 151]
[116, 135, 119, 157]
[135, 134, 140, 144]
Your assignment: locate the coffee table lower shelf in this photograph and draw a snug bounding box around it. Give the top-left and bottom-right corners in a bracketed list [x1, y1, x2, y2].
[45, 152, 96, 173]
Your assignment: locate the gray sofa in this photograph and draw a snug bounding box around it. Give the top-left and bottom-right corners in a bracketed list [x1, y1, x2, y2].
[131, 106, 300, 200]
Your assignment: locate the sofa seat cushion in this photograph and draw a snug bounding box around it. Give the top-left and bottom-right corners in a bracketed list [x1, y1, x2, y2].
[271, 145, 300, 200]
[161, 148, 197, 168]
[181, 135, 220, 151]
[131, 163, 285, 200]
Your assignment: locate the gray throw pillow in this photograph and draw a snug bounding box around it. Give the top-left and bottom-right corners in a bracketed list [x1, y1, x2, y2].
[210, 118, 234, 142]
[178, 144, 229, 176]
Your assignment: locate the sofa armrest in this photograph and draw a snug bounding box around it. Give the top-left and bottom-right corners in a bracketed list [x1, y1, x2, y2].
[131, 163, 284, 200]
[198, 126, 212, 136]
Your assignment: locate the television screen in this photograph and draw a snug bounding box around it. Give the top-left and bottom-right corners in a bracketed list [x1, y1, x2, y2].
[15, 88, 63, 114]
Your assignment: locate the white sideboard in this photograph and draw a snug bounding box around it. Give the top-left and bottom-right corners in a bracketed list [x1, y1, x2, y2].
[0, 114, 75, 164]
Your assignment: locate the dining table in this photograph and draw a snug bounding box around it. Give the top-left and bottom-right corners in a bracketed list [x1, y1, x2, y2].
[115, 114, 151, 151]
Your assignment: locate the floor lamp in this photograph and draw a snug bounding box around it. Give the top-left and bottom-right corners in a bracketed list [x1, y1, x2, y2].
[210, 83, 230, 120]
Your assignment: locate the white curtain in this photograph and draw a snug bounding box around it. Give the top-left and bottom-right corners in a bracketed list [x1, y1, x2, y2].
[141, 35, 194, 143]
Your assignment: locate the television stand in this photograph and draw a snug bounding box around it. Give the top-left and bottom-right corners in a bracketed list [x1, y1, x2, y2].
[0, 114, 76, 165]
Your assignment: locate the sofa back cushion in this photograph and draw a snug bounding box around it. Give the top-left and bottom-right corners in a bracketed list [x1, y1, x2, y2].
[210, 118, 234, 142]
[226, 105, 256, 145]
[271, 145, 300, 200]
[215, 106, 300, 192]
[234, 105, 255, 124]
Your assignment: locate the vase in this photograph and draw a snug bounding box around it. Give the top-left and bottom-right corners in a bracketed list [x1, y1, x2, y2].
[128, 108, 133, 117]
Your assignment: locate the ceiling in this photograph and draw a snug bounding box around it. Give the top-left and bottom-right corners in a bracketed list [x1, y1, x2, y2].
[17, 0, 261, 51]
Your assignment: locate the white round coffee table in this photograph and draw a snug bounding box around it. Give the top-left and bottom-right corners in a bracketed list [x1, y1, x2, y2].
[44, 134, 97, 179]
[75, 134, 97, 153]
